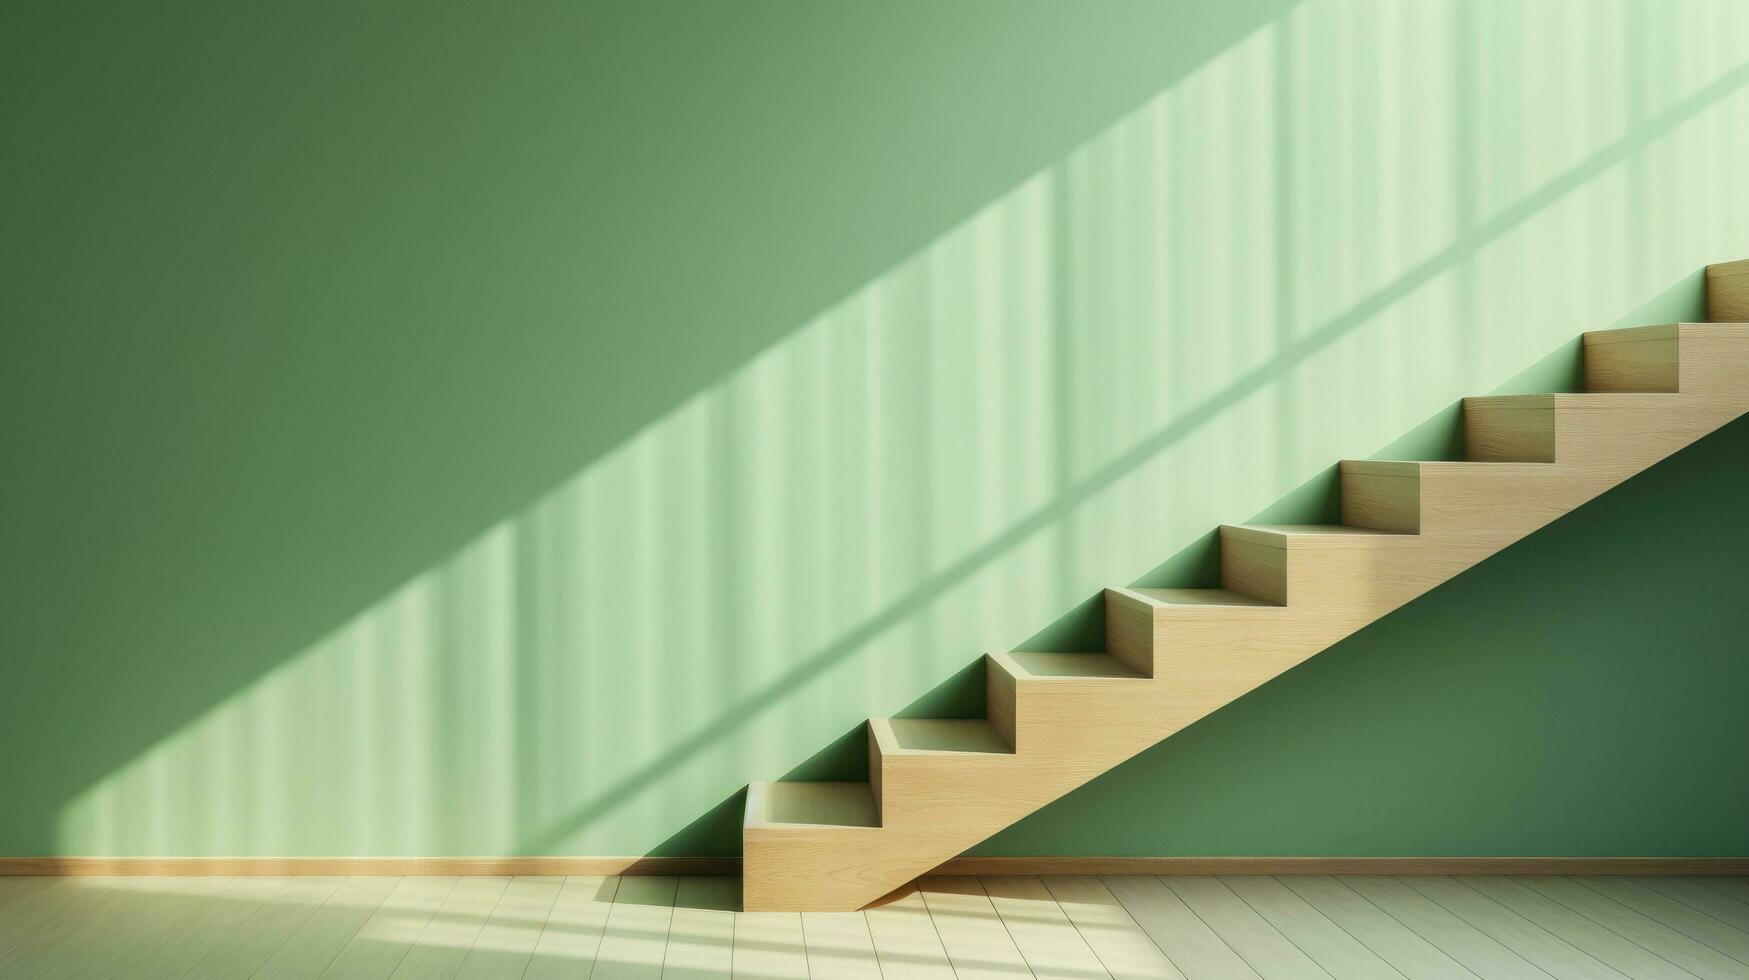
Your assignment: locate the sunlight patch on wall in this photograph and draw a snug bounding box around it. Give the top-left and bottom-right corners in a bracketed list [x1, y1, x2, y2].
[58, 0, 1749, 858]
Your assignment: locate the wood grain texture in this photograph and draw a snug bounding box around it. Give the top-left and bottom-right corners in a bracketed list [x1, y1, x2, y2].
[1584, 322, 1680, 392]
[1465, 393, 1557, 461]
[741, 320, 1749, 910]
[1707, 261, 1749, 320]
[1339, 460, 1420, 532]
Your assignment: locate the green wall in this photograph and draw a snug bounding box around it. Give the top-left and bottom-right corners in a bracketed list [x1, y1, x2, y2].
[2, 0, 1747, 859]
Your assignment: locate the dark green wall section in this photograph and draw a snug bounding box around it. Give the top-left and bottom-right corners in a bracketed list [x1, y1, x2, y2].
[3, 0, 1749, 859]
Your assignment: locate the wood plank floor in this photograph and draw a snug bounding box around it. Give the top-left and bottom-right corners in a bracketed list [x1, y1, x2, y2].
[0, 875, 1745, 978]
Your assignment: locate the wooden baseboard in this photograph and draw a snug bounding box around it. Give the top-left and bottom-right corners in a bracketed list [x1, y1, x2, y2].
[3, 855, 1744, 876]
[937, 856, 1749, 876]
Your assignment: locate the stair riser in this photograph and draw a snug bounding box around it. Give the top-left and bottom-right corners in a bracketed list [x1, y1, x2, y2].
[871, 754, 1083, 829]
[1105, 588, 1158, 676]
[1584, 324, 1679, 393]
[1706, 263, 1749, 321]
[1220, 533, 1287, 604]
[1340, 466, 1419, 532]
[984, 656, 1167, 756]
[743, 825, 917, 912]
[1465, 396, 1557, 463]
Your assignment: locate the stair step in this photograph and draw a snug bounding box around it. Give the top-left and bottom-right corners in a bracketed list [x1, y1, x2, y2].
[1342, 459, 1583, 534]
[1464, 391, 1684, 463]
[1708, 264, 1749, 319]
[1584, 323, 1679, 392]
[872, 718, 1012, 755]
[991, 649, 1147, 680]
[1342, 459, 1556, 475]
[1218, 523, 1422, 605]
[1223, 523, 1413, 543]
[744, 781, 878, 829]
[1128, 587, 1278, 608]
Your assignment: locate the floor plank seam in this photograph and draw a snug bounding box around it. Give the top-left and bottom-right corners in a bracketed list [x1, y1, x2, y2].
[1574, 876, 1749, 971]
[1508, 876, 1705, 980]
[1273, 875, 1414, 980]
[1212, 875, 1340, 980]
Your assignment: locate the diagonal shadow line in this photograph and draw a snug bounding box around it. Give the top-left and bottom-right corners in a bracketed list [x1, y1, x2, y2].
[516, 57, 1749, 856]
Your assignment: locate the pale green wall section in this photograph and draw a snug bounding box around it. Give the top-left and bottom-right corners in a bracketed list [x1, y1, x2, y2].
[4, 0, 1749, 858]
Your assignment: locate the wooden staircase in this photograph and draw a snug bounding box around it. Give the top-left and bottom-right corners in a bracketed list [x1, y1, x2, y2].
[741, 260, 1749, 911]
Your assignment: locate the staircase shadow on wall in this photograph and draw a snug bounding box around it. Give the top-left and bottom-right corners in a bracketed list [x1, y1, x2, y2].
[14, 0, 1301, 860]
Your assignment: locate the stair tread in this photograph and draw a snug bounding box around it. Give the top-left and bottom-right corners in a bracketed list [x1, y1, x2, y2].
[748, 781, 878, 829]
[997, 650, 1146, 679]
[1131, 587, 1277, 608]
[1465, 391, 1681, 402]
[1223, 524, 1414, 547]
[1233, 523, 1410, 535]
[1583, 322, 1679, 345]
[876, 718, 1012, 755]
[1342, 459, 1555, 472]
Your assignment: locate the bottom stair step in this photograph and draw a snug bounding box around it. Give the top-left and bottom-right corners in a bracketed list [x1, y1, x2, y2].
[745, 781, 878, 829]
